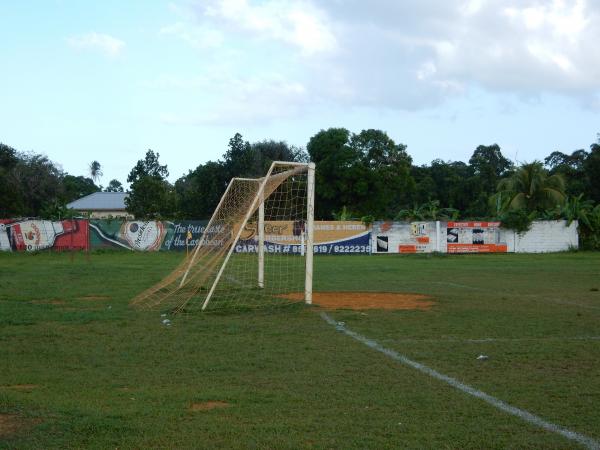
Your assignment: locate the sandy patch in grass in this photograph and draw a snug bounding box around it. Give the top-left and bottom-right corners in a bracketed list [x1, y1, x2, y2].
[30, 299, 65, 305]
[0, 414, 41, 438]
[78, 296, 110, 301]
[4, 384, 38, 392]
[189, 401, 229, 411]
[278, 292, 435, 310]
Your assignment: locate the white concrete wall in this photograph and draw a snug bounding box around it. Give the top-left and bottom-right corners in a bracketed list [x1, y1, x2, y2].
[371, 220, 578, 254]
[512, 220, 578, 253]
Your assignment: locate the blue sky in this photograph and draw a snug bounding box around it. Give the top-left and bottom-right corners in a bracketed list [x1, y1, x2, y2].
[1, 0, 599, 187]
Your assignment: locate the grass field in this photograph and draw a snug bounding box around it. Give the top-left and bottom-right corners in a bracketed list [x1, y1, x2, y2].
[1, 251, 599, 449]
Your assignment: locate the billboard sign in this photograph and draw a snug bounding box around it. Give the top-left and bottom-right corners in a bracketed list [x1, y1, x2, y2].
[235, 221, 371, 254]
[89, 220, 209, 251]
[0, 219, 89, 252]
[446, 221, 507, 253]
[372, 221, 433, 253]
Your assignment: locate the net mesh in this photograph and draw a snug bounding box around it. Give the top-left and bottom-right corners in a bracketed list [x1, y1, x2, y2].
[131, 163, 310, 313]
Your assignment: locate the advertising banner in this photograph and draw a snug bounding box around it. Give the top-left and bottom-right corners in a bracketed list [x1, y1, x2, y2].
[446, 221, 507, 253]
[0, 219, 89, 252]
[89, 220, 208, 251]
[372, 221, 433, 253]
[235, 220, 371, 254]
[162, 221, 209, 251]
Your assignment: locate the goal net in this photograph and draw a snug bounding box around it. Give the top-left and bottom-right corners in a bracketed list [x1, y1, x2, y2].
[131, 161, 315, 313]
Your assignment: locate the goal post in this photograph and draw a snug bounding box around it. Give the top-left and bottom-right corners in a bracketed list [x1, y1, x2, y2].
[258, 186, 265, 289]
[305, 162, 315, 305]
[130, 161, 315, 313]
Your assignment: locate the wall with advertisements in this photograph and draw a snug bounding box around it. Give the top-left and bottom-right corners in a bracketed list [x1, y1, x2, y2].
[0, 219, 371, 253]
[372, 220, 577, 254]
[0, 218, 578, 254]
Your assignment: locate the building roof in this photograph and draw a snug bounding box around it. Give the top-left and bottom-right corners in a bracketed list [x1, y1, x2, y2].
[67, 192, 128, 211]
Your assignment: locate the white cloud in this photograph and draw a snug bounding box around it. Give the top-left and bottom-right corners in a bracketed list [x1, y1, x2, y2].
[67, 32, 125, 57]
[158, 0, 600, 122]
[504, 0, 588, 38]
[201, 0, 336, 55]
[160, 22, 224, 48]
[158, 71, 310, 125]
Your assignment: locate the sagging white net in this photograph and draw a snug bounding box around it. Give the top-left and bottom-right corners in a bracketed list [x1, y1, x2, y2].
[131, 162, 311, 313]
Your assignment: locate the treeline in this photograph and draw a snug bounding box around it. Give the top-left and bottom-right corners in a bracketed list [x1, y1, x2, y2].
[1, 129, 599, 246]
[0, 143, 123, 218]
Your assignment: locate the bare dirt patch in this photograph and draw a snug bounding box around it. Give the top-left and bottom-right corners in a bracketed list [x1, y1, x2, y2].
[279, 292, 435, 310]
[0, 414, 41, 438]
[4, 384, 38, 391]
[189, 401, 229, 412]
[30, 299, 65, 305]
[78, 296, 110, 301]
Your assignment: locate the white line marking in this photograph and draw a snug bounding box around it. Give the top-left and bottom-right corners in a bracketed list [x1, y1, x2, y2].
[384, 336, 600, 344]
[320, 312, 600, 450]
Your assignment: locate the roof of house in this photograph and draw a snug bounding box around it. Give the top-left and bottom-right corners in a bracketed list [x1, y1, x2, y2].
[67, 192, 128, 211]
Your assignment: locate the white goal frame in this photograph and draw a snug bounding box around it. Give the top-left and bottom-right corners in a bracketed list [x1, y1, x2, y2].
[179, 161, 315, 311]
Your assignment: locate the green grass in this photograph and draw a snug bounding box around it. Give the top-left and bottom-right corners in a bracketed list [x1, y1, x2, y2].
[1, 251, 599, 449]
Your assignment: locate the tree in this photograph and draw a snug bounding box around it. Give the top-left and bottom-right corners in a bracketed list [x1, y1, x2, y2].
[469, 145, 513, 183]
[104, 179, 124, 192]
[62, 175, 100, 202]
[428, 160, 472, 211]
[0, 143, 22, 216]
[307, 128, 361, 218]
[584, 141, 600, 202]
[173, 133, 308, 220]
[127, 150, 169, 184]
[544, 150, 586, 170]
[495, 162, 566, 214]
[349, 129, 415, 217]
[246, 140, 308, 176]
[396, 200, 458, 221]
[307, 128, 418, 218]
[89, 161, 103, 184]
[125, 176, 175, 219]
[544, 149, 588, 197]
[125, 150, 174, 218]
[222, 134, 308, 179]
[12, 152, 64, 217]
[223, 133, 252, 180]
[464, 144, 514, 216]
[175, 161, 228, 219]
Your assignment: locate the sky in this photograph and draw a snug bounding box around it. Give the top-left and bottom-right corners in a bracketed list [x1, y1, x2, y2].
[1, 0, 599, 187]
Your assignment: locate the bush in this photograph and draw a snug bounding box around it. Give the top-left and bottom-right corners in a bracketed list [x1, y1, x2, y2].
[499, 209, 533, 234]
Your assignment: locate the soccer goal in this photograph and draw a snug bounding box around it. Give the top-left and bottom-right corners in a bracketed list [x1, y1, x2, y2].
[131, 161, 315, 313]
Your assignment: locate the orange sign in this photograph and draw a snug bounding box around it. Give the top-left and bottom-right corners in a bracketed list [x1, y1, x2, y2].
[447, 244, 507, 253]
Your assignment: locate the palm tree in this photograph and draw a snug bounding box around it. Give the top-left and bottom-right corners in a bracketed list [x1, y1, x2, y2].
[89, 161, 103, 184]
[396, 200, 459, 221]
[495, 162, 566, 213]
